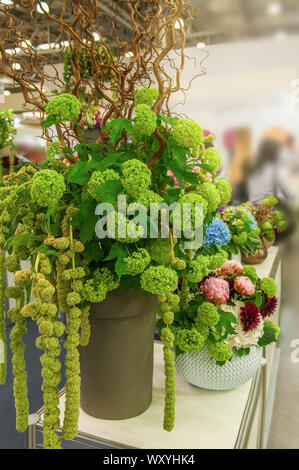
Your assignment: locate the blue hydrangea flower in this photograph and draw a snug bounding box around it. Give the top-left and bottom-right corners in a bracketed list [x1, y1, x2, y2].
[204, 218, 231, 247]
[247, 212, 257, 230]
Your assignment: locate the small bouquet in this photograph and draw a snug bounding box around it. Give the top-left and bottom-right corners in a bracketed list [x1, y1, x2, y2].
[166, 260, 279, 365]
[221, 203, 262, 257]
[252, 196, 287, 243]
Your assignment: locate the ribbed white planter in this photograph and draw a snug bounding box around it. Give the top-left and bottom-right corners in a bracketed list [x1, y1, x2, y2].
[176, 343, 262, 390]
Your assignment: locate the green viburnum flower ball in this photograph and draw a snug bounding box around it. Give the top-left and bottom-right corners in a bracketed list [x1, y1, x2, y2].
[81, 279, 107, 303]
[171, 119, 204, 149]
[259, 277, 277, 298]
[134, 104, 157, 136]
[134, 88, 159, 107]
[45, 93, 81, 123]
[47, 141, 61, 160]
[87, 169, 120, 201]
[107, 210, 144, 243]
[140, 266, 178, 295]
[94, 267, 119, 291]
[124, 248, 151, 276]
[137, 190, 163, 209]
[233, 232, 248, 245]
[197, 182, 221, 213]
[242, 265, 259, 285]
[264, 320, 280, 339]
[214, 179, 232, 206]
[147, 238, 173, 266]
[208, 250, 228, 270]
[208, 342, 232, 362]
[202, 148, 222, 173]
[196, 302, 220, 328]
[175, 327, 206, 352]
[31, 170, 66, 207]
[186, 255, 210, 283]
[122, 159, 151, 199]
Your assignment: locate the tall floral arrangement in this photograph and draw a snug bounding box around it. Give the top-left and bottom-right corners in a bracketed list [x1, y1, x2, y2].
[0, 88, 236, 447]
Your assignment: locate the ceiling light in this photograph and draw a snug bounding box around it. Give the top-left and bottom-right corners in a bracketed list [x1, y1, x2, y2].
[196, 42, 206, 49]
[3, 90, 11, 96]
[12, 62, 21, 70]
[92, 32, 101, 41]
[37, 2, 49, 14]
[267, 2, 281, 16]
[125, 51, 134, 58]
[174, 18, 184, 30]
[60, 41, 69, 47]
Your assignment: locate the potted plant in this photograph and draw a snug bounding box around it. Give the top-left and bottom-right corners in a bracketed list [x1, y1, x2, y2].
[172, 261, 279, 390]
[220, 203, 265, 264]
[0, 88, 236, 448]
[252, 196, 287, 248]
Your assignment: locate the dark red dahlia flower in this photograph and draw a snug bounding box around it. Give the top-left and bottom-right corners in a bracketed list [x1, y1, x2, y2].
[261, 296, 278, 318]
[240, 303, 260, 332]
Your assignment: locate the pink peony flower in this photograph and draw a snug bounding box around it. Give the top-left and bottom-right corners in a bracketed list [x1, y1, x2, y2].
[234, 276, 255, 296]
[202, 277, 230, 304]
[217, 260, 243, 276]
[167, 170, 179, 187]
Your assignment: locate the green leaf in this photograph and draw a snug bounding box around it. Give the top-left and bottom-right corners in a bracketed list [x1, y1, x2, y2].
[216, 360, 226, 367]
[105, 241, 127, 261]
[32, 245, 58, 257]
[74, 142, 90, 161]
[24, 280, 32, 305]
[119, 275, 141, 291]
[168, 162, 198, 186]
[95, 179, 123, 195]
[105, 118, 133, 145]
[46, 202, 59, 233]
[71, 195, 98, 243]
[41, 114, 56, 128]
[226, 240, 239, 255]
[258, 326, 276, 347]
[9, 234, 44, 248]
[160, 115, 180, 127]
[234, 347, 250, 357]
[105, 241, 128, 279]
[95, 179, 123, 204]
[86, 240, 104, 262]
[68, 161, 93, 185]
[215, 310, 238, 337]
[163, 187, 181, 205]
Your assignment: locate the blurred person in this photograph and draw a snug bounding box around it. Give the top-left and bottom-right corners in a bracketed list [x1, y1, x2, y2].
[247, 137, 297, 242]
[226, 127, 253, 204]
[247, 138, 296, 204]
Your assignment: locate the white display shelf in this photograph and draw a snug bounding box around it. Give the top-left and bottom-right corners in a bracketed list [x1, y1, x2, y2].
[27, 247, 281, 450]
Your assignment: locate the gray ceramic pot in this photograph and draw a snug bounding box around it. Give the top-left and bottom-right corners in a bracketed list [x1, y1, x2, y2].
[79, 289, 157, 420]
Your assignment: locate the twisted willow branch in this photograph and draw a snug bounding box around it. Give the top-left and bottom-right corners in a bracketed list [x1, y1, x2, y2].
[0, 0, 206, 149]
